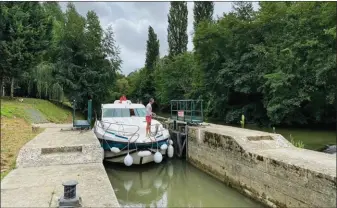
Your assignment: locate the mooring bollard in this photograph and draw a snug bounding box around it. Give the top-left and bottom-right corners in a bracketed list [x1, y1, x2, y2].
[58, 180, 81, 208]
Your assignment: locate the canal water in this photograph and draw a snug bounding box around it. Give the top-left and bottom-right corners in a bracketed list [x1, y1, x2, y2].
[105, 159, 264, 207]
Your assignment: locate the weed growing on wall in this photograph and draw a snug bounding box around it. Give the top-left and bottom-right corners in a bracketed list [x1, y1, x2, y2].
[290, 134, 305, 148]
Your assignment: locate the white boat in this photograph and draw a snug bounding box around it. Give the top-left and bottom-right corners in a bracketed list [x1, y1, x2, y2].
[94, 100, 174, 166]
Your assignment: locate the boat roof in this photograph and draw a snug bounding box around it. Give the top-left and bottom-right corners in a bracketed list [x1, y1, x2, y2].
[102, 100, 145, 109]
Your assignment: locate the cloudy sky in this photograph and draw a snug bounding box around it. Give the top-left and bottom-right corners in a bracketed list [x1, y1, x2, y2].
[59, 2, 258, 75]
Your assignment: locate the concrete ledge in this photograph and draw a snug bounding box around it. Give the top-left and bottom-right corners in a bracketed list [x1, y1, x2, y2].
[187, 124, 336, 208]
[16, 126, 103, 168]
[1, 123, 119, 207]
[1, 163, 119, 207]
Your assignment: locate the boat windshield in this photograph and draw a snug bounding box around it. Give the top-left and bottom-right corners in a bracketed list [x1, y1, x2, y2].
[103, 108, 147, 118]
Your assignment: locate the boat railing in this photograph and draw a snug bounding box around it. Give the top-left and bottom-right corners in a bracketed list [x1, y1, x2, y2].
[94, 111, 168, 142]
[95, 120, 167, 141]
[95, 120, 141, 143]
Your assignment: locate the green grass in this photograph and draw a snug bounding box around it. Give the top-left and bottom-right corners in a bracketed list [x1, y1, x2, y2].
[1, 97, 85, 180]
[1, 97, 84, 123]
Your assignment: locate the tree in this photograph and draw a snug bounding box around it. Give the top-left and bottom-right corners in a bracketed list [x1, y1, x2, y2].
[232, 2, 255, 20]
[143, 26, 160, 99]
[102, 25, 122, 75]
[145, 26, 160, 70]
[54, 3, 87, 105]
[167, 2, 188, 57]
[0, 2, 52, 98]
[154, 52, 197, 109]
[193, 1, 214, 31]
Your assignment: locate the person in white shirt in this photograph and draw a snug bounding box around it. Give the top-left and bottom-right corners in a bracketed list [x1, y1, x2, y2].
[146, 98, 156, 138]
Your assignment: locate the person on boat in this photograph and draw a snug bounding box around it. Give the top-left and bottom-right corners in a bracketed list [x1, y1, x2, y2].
[119, 95, 127, 103]
[146, 98, 156, 139]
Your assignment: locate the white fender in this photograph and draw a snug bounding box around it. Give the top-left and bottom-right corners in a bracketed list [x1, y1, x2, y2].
[169, 139, 174, 145]
[124, 154, 133, 166]
[137, 150, 152, 157]
[160, 144, 168, 150]
[110, 147, 120, 153]
[168, 145, 174, 158]
[154, 152, 163, 163]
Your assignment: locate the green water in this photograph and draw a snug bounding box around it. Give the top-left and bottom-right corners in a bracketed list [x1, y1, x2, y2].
[244, 124, 335, 151]
[157, 113, 335, 151]
[105, 160, 264, 207]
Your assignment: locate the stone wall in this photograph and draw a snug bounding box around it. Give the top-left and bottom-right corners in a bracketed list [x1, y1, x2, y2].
[187, 124, 336, 208]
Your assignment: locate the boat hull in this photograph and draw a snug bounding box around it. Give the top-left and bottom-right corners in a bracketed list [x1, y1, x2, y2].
[97, 137, 170, 165]
[103, 147, 168, 165]
[93, 118, 172, 165]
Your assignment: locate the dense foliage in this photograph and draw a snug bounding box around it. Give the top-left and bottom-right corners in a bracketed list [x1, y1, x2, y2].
[0, 2, 121, 112]
[127, 2, 336, 127]
[193, 1, 214, 31]
[1, 2, 335, 127]
[167, 2, 188, 57]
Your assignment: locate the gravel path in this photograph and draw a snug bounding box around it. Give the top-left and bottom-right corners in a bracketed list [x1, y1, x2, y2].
[25, 108, 49, 124]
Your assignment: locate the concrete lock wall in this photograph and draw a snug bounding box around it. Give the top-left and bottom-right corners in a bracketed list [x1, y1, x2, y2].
[186, 125, 336, 208]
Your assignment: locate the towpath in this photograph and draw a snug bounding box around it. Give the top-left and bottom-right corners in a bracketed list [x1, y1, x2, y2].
[1, 123, 119, 207]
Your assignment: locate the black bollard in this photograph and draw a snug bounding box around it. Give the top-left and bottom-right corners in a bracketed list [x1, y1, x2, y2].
[63, 180, 78, 199]
[59, 180, 81, 207]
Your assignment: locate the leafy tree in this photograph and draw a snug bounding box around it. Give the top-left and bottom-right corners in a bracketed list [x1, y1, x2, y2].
[193, 1, 214, 31]
[192, 2, 336, 127]
[145, 26, 160, 70]
[154, 52, 197, 110]
[54, 3, 87, 105]
[0, 2, 52, 98]
[167, 2, 188, 57]
[232, 2, 255, 20]
[142, 26, 160, 100]
[126, 68, 148, 103]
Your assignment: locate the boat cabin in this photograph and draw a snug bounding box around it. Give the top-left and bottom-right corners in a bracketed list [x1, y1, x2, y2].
[101, 100, 147, 119]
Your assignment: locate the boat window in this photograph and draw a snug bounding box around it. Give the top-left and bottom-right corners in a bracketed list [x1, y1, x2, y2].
[102, 108, 131, 118]
[134, 108, 146, 117]
[130, 109, 135, 116]
[120, 108, 130, 117]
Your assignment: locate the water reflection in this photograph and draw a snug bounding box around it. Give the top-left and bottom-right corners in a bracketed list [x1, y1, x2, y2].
[105, 159, 264, 208]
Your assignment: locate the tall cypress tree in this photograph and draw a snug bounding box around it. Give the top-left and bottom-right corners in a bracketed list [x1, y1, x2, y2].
[167, 2, 188, 57]
[142, 26, 159, 100]
[193, 1, 214, 31]
[145, 26, 159, 70]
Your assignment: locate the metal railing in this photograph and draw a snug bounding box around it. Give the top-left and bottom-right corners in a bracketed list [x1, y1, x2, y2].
[93, 110, 169, 151]
[94, 119, 167, 142]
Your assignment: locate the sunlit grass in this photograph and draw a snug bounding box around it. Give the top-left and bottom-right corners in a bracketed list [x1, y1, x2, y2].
[1, 97, 84, 123]
[0, 118, 44, 180]
[0, 97, 85, 180]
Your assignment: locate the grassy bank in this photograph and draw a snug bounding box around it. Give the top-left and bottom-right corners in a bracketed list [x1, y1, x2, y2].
[0, 97, 84, 180]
